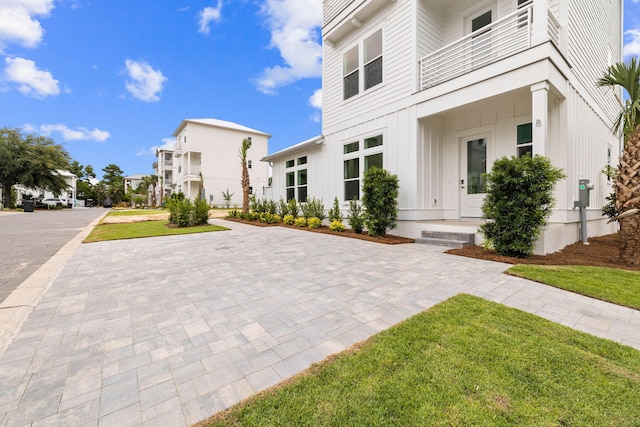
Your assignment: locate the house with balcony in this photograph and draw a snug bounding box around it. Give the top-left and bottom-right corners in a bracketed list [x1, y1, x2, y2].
[169, 119, 270, 207]
[265, 0, 623, 254]
[155, 147, 174, 204]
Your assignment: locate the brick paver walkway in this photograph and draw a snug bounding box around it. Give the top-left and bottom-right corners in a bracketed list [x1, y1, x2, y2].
[1, 220, 639, 426]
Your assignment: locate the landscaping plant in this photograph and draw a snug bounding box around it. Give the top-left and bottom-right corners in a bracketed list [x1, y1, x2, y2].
[301, 197, 325, 220]
[294, 217, 307, 227]
[222, 188, 234, 209]
[330, 220, 345, 232]
[287, 198, 299, 218]
[283, 214, 295, 225]
[307, 217, 321, 229]
[328, 197, 343, 223]
[480, 155, 565, 257]
[348, 199, 365, 234]
[361, 167, 399, 237]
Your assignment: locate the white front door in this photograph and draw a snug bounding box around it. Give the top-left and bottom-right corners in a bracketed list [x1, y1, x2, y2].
[460, 136, 487, 217]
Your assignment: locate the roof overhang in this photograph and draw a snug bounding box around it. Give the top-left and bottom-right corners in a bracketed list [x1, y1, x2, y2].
[262, 135, 324, 162]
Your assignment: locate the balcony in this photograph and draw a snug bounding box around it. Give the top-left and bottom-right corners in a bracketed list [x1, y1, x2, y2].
[418, 4, 560, 91]
[183, 166, 201, 179]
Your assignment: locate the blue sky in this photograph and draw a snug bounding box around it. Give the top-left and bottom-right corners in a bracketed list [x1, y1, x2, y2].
[0, 0, 639, 179]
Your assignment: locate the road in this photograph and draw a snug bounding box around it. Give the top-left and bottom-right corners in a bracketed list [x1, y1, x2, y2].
[0, 207, 106, 302]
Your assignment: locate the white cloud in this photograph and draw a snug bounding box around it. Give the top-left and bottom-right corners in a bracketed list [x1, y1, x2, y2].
[36, 123, 111, 141]
[4, 57, 60, 98]
[0, 0, 54, 52]
[309, 88, 322, 109]
[124, 59, 168, 102]
[198, 1, 223, 35]
[255, 0, 322, 94]
[624, 29, 640, 57]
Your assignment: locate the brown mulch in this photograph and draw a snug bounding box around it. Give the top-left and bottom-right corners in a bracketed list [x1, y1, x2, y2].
[223, 217, 414, 245]
[447, 233, 640, 271]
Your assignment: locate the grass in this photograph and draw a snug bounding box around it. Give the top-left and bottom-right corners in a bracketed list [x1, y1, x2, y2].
[84, 220, 228, 242]
[203, 294, 640, 427]
[507, 265, 640, 310]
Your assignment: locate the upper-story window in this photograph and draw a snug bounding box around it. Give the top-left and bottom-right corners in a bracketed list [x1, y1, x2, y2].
[343, 29, 383, 100]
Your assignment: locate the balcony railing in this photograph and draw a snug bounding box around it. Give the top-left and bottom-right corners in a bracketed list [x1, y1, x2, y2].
[184, 166, 201, 178]
[418, 5, 559, 91]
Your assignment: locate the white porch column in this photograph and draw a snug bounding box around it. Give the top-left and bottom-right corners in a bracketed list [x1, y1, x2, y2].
[531, 0, 550, 46]
[531, 82, 549, 157]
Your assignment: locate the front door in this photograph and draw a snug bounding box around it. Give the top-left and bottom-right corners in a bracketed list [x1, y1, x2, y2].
[460, 136, 487, 217]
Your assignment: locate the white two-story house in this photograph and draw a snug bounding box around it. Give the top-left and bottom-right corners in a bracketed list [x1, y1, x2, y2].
[155, 147, 174, 204]
[168, 119, 270, 207]
[265, 0, 623, 254]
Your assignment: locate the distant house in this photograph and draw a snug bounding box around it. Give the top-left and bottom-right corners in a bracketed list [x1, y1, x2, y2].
[155, 147, 174, 204]
[13, 170, 78, 206]
[265, 0, 623, 254]
[124, 174, 148, 193]
[163, 118, 270, 207]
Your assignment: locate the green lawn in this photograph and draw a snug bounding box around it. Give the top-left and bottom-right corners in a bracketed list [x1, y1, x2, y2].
[508, 265, 640, 310]
[204, 294, 640, 427]
[84, 220, 227, 242]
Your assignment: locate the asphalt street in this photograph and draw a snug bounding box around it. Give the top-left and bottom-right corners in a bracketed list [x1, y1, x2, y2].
[0, 208, 106, 302]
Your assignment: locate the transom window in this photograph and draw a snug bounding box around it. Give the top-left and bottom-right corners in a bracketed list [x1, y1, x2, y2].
[516, 123, 533, 157]
[343, 29, 383, 100]
[343, 134, 384, 201]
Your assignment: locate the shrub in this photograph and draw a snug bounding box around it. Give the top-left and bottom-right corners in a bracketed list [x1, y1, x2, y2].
[330, 220, 345, 232]
[328, 197, 343, 223]
[259, 212, 280, 224]
[362, 167, 399, 237]
[228, 209, 240, 218]
[301, 197, 325, 220]
[283, 214, 295, 225]
[192, 198, 211, 226]
[277, 198, 289, 217]
[480, 155, 565, 258]
[294, 217, 307, 227]
[249, 212, 261, 221]
[287, 198, 300, 218]
[250, 195, 263, 213]
[348, 199, 365, 234]
[601, 165, 618, 219]
[166, 193, 192, 227]
[265, 199, 278, 215]
[307, 217, 322, 229]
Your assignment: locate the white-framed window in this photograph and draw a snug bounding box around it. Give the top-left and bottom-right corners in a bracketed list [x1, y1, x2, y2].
[343, 29, 383, 100]
[248, 160, 252, 169]
[516, 122, 533, 157]
[285, 156, 308, 202]
[343, 134, 384, 201]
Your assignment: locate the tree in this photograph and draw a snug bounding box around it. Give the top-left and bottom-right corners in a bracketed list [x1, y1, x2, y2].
[0, 127, 71, 208]
[140, 174, 158, 206]
[597, 58, 640, 266]
[102, 164, 125, 203]
[239, 137, 252, 214]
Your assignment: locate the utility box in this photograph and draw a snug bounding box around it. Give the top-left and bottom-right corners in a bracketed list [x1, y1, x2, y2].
[575, 179, 594, 208]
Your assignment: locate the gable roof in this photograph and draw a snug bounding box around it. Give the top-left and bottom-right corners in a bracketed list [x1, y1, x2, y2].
[172, 118, 271, 138]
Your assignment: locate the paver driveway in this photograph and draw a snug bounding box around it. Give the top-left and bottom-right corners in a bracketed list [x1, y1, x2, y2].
[1, 220, 639, 426]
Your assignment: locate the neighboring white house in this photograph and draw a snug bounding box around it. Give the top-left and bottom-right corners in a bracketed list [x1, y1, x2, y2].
[155, 147, 174, 204]
[265, 0, 623, 254]
[12, 170, 78, 206]
[166, 118, 270, 207]
[124, 174, 147, 193]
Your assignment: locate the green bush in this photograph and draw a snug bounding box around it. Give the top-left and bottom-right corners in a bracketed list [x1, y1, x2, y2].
[328, 197, 343, 223]
[166, 193, 192, 227]
[228, 209, 240, 218]
[301, 197, 325, 220]
[192, 198, 210, 226]
[362, 167, 399, 237]
[259, 212, 280, 224]
[307, 217, 322, 229]
[330, 220, 345, 232]
[348, 199, 365, 234]
[277, 198, 290, 217]
[283, 214, 295, 225]
[287, 198, 300, 218]
[294, 217, 307, 227]
[480, 155, 565, 258]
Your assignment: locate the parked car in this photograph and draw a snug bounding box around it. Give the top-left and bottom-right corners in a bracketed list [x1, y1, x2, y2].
[42, 198, 64, 207]
[84, 198, 95, 207]
[103, 198, 113, 208]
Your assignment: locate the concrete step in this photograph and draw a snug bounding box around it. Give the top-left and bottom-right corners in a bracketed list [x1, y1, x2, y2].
[416, 231, 476, 249]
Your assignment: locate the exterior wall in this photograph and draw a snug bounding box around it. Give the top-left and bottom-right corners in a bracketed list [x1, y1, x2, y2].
[173, 121, 269, 207]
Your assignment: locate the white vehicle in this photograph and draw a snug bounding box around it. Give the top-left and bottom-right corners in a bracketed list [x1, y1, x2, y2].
[42, 198, 65, 207]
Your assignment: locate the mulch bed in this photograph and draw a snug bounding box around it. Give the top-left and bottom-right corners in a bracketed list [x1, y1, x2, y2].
[447, 233, 640, 271]
[223, 217, 414, 245]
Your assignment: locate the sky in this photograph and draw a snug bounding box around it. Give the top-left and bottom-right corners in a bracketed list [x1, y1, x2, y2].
[0, 0, 639, 179]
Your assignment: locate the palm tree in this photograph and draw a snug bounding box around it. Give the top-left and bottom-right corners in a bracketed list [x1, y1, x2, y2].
[597, 57, 640, 266]
[239, 137, 252, 214]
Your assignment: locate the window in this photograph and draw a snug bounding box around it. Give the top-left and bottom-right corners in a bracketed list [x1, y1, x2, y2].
[297, 169, 308, 202]
[248, 160, 252, 169]
[343, 134, 384, 201]
[516, 123, 533, 157]
[249, 186, 253, 195]
[297, 156, 307, 165]
[343, 29, 383, 100]
[285, 162, 308, 202]
[286, 159, 295, 168]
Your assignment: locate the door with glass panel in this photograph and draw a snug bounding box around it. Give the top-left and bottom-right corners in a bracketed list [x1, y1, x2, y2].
[460, 136, 488, 217]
